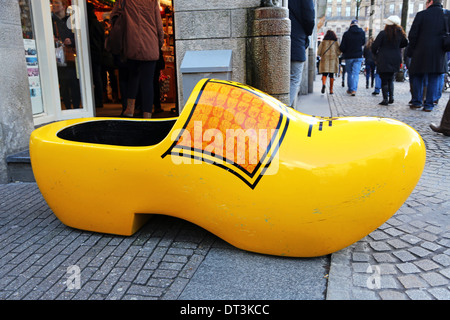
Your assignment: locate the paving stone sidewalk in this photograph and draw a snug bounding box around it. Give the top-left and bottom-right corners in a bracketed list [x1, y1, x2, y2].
[326, 77, 450, 300]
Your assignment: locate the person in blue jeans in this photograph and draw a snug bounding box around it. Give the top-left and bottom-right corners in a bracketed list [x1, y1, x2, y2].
[339, 20, 366, 96]
[288, 0, 315, 107]
[407, 0, 447, 112]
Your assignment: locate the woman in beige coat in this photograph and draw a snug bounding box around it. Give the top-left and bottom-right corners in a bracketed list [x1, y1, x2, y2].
[111, 0, 164, 118]
[317, 30, 341, 94]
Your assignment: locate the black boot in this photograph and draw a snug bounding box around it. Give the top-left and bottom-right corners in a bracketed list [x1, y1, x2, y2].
[431, 98, 450, 135]
[388, 81, 394, 104]
[379, 85, 389, 105]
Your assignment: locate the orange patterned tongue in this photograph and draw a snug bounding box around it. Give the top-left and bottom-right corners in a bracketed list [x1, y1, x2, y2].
[163, 79, 290, 189]
[175, 80, 282, 174]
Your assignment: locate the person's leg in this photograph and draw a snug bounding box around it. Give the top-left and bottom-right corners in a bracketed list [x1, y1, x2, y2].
[139, 60, 157, 118]
[346, 58, 362, 94]
[423, 73, 440, 111]
[341, 65, 346, 86]
[379, 73, 389, 105]
[435, 73, 444, 103]
[372, 72, 381, 95]
[409, 73, 415, 104]
[67, 67, 81, 109]
[289, 61, 305, 107]
[351, 58, 363, 93]
[430, 97, 450, 135]
[109, 67, 119, 103]
[92, 63, 103, 108]
[365, 63, 371, 88]
[439, 98, 450, 131]
[370, 63, 375, 87]
[387, 73, 394, 104]
[345, 58, 355, 92]
[153, 66, 163, 113]
[410, 73, 424, 108]
[321, 74, 327, 94]
[58, 76, 72, 109]
[124, 59, 140, 117]
[329, 73, 334, 94]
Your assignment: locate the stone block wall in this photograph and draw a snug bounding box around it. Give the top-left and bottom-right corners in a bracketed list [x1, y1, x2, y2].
[173, 0, 291, 108]
[0, 0, 34, 183]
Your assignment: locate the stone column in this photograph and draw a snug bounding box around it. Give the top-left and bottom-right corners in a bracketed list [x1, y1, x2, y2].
[0, 0, 35, 183]
[248, 6, 291, 105]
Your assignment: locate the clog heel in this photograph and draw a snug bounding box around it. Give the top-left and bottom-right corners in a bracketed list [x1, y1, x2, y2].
[30, 79, 426, 257]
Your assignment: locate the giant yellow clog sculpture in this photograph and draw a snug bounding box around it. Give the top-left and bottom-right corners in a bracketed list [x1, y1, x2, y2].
[30, 79, 426, 257]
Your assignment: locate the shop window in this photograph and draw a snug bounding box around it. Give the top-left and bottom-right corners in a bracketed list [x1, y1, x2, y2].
[19, 0, 45, 115]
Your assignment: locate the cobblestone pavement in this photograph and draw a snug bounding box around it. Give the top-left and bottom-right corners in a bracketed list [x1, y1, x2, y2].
[0, 76, 449, 301]
[326, 76, 450, 300]
[0, 181, 225, 300]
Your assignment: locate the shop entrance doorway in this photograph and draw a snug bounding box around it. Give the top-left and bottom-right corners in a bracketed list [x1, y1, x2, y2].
[92, 0, 178, 118]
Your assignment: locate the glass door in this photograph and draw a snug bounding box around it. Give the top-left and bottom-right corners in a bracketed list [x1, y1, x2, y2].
[50, 0, 94, 119]
[27, 0, 94, 125]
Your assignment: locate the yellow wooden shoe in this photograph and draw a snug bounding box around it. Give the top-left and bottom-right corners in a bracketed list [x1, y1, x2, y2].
[29, 79, 426, 257]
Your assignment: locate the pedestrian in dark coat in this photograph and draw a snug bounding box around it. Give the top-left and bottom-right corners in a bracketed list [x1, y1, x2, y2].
[339, 20, 366, 95]
[407, 0, 448, 112]
[372, 15, 408, 105]
[288, 0, 315, 107]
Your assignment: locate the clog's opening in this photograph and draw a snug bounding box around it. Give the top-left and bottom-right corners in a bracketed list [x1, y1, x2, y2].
[57, 119, 176, 146]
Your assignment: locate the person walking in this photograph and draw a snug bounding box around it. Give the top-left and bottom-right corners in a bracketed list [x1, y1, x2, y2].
[288, 0, 315, 107]
[363, 37, 376, 89]
[371, 15, 408, 105]
[407, 0, 448, 112]
[317, 30, 341, 95]
[112, 0, 164, 118]
[339, 20, 366, 96]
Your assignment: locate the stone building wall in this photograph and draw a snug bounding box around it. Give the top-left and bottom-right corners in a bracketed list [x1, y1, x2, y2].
[0, 0, 35, 183]
[173, 0, 291, 107]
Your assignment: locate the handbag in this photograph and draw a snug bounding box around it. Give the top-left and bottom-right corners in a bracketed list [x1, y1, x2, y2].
[105, 0, 127, 59]
[63, 45, 76, 63]
[55, 41, 66, 67]
[443, 9, 450, 52]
